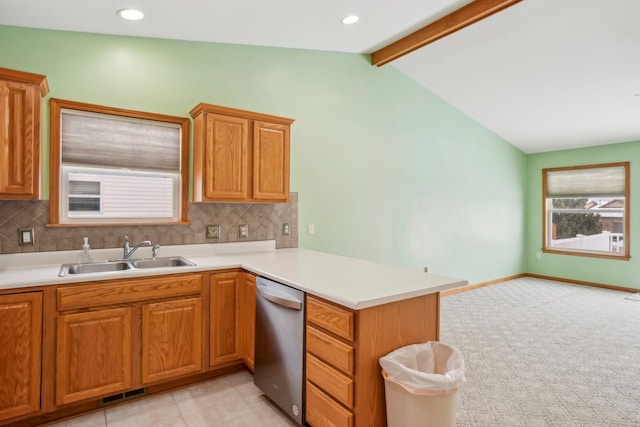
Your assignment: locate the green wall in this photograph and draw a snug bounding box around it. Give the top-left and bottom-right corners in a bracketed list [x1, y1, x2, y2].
[0, 25, 527, 284]
[526, 141, 640, 290]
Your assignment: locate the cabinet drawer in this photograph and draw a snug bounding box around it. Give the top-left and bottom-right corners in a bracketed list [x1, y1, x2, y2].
[306, 326, 354, 375]
[306, 382, 354, 427]
[306, 353, 354, 408]
[57, 273, 202, 310]
[307, 296, 354, 342]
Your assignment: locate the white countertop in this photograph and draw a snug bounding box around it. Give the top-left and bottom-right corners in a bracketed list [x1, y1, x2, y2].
[0, 241, 467, 309]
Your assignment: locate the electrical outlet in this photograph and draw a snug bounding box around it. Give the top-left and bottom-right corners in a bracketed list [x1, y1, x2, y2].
[239, 224, 249, 238]
[536, 252, 542, 260]
[19, 228, 35, 246]
[206, 225, 220, 239]
[283, 223, 290, 236]
[424, 265, 431, 273]
[308, 224, 315, 235]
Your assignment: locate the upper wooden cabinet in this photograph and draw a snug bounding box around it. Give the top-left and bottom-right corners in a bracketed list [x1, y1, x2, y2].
[0, 67, 49, 199]
[190, 103, 293, 203]
[252, 120, 291, 201]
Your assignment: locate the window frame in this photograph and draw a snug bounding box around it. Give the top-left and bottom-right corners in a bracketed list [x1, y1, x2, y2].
[542, 162, 630, 260]
[49, 98, 190, 225]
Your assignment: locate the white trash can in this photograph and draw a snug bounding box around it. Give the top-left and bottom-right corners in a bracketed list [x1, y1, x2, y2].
[379, 341, 465, 427]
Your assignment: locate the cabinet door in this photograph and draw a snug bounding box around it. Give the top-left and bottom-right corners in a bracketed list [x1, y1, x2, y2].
[0, 292, 42, 421]
[239, 273, 256, 371]
[141, 298, 203, 384]
[56, 308, 132, 405]
[210, 272, 240, 365]
[204, 114, 249, 200]
[0, 80, 40, 198]
[252, 120, 290, 201]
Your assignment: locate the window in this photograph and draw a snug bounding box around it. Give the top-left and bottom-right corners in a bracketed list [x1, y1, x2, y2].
[543, 162, 629, 259]
[50, 99, 189, 225]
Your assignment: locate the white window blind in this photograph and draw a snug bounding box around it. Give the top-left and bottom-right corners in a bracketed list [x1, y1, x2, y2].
[65, 170, 175, 219]
[61, 109, 181, 172]
[546, 166, 626, 198]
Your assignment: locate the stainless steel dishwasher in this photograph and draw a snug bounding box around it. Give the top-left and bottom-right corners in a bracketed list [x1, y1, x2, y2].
[254, 276, 305, 425]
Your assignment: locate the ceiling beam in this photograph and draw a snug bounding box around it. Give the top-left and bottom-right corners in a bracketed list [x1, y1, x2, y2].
[371, 0, 523, 67]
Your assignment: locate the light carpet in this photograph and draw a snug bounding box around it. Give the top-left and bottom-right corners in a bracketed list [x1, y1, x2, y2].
[440, 276, 640, 426]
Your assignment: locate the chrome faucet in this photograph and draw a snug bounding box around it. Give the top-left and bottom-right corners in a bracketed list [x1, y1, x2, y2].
[123, 235, 152, 259]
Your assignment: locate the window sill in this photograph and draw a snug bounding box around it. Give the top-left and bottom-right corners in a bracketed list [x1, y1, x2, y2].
[542, 248, 630, 261]
[46, 221, 192, 228]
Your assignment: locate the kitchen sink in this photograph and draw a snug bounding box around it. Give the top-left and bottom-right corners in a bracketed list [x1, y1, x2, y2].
[131, 256, 195, 269]
[59, 261, 132, 276]
[58, 256, 195, 277]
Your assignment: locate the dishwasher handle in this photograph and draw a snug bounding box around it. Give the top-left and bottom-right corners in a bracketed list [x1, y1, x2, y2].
[257, 283, 303, 310]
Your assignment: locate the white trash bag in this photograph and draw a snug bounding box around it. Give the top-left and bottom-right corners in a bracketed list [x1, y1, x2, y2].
[379, 341, 465, 395]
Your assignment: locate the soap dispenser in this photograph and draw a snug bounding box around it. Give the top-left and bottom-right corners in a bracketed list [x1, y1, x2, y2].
[78, 237, 94, 263]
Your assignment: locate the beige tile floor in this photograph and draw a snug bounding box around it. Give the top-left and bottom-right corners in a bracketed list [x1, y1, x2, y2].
[47, 371, 299, 427]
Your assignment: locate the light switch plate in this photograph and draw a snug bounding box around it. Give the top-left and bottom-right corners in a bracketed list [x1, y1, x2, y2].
[283, 223, 290, 236]
[239, 224, 249, 238]
[206, 225, 220, 239]
[19, 227, 35, 246]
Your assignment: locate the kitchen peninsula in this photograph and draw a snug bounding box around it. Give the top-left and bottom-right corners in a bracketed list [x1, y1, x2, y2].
[0, 241, 466, 426]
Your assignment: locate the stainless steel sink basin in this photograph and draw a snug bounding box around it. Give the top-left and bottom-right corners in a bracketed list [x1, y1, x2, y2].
[60, 261, 132, 276]
[131, 256, 195, 269]
[59, 256, 195, 277]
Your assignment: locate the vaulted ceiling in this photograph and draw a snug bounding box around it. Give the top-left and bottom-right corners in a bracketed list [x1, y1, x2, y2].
[2, 0, 639, 153]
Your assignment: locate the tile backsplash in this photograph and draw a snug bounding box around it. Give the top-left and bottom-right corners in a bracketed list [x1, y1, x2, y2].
[0, 193, 297, 254]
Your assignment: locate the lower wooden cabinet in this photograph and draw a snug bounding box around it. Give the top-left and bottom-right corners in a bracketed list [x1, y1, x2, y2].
[55, 273, 204, 406]
[209, 271, 256, 370]
[0, 292, 42, 422]
[305, 293, 440, 426]
[306, 296, 356, 426]
[210, 272, 240, 366]
[239, 272, 256, 371]
[141, 298, 202, 384]
[1, 269, 438, 427]
[56, 308, 132, 405]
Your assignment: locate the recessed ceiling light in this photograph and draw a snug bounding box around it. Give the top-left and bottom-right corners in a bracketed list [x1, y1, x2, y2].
[117, 8, 144, 21]
[342, 15, 359, 25]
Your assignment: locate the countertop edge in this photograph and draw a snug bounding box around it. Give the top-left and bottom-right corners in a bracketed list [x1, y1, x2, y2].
[0, 246, 468, 310]
[241, 264, 467, 309]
